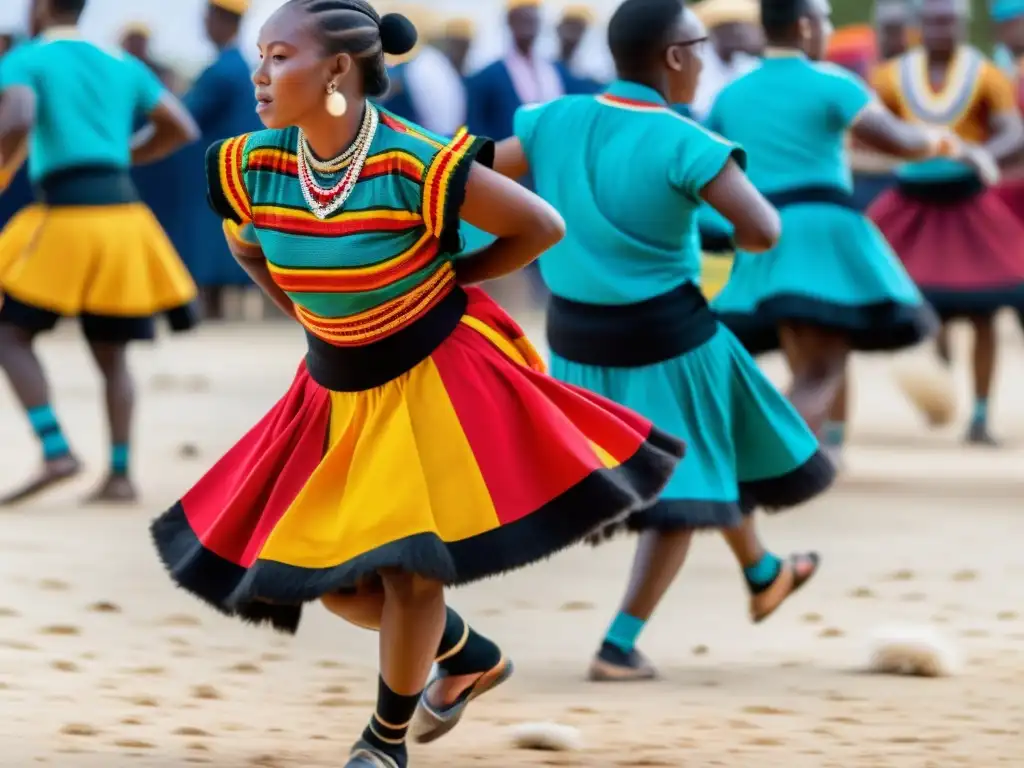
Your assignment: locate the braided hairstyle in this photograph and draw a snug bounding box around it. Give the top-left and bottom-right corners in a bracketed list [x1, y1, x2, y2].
[287, 0, 418, 97]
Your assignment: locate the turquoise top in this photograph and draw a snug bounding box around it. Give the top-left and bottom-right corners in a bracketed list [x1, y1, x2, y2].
[0, 28, 166, 182]
[706, 53, 872, 195]
[513, 80, 743, 305]
[206, 109, 489, 333]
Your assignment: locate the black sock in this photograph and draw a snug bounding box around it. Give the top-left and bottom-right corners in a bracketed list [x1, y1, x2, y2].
[360, 676, 420, 767]
[435, 607, 502, 676]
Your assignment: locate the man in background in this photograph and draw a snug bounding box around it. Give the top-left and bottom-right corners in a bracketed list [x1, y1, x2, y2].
[992, 0, 1024, 73]
[179, 0, 262, 320]
[875, 0, 915, 61]
[555, 4, 603, 93]
[466, 0, 563, 141]
[379, 7, 467, 136]
[436, 16, 474, 75]
[690, 0, 762, 120]
[119, 23, 180, 91]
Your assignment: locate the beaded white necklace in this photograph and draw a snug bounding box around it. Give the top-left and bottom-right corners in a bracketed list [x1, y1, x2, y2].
[296, 104, 379, 220]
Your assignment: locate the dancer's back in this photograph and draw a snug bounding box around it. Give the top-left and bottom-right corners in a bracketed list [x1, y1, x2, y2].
[515, 81, 741, 305]
[707, 53, 870, 194]
[0, 32, 164, 180]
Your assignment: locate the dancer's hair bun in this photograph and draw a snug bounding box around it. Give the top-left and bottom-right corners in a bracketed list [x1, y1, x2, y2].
[380, 13, 418, 56]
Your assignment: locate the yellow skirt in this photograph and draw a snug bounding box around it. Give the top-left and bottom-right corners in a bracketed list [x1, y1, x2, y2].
[0, 203, 197, 317]
[700, 251, 734, 301]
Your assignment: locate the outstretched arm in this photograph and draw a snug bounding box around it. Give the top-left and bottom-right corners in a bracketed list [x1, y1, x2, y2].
[850, 104, 939, 160]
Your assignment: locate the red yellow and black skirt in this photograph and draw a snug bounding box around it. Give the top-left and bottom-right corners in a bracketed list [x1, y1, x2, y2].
[151, 286, 684, 633]
[868, 176, 1024, 319]
[0, 165, 198, 341]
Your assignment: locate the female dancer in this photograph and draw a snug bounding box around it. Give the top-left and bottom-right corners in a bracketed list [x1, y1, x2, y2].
[868, 0, 1024, 445]
[0, 0, 200, 505]
[710, 0, 957, 446]
[482, 0, 833, 683]
[148, 3, 684, 766]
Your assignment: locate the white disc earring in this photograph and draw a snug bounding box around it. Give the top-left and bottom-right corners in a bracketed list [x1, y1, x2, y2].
[325, 84, 347, 117]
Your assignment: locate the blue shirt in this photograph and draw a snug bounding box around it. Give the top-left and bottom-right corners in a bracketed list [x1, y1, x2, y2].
[0, 30, 165, 181]
[514, 80, 743, 304]
[706, 53, 872, 195]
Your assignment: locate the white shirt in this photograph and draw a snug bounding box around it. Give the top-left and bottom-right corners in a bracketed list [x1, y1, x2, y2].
[403, 45, 467, 136]
[692, 49, 760, 121]
[504, 48, 564, 106]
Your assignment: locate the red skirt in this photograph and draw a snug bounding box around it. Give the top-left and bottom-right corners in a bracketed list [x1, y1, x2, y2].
[868, 187, 1024, 317]
[151, 287, 684, 633]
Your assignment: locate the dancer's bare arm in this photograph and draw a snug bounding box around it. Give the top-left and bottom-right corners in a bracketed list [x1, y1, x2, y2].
[222, 222, 297, 320]
[700, 161, 780, 253]
[850, 105, 942, 160]
[457, 162, 565, 284]
[491, 138, 531, 179]
[131, 93, 199, 165]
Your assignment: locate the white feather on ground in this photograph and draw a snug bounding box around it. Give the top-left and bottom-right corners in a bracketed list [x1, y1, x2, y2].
[509, 722, 583, 751]
[891, 361, 957, 427]
[866, 625, 961, 678]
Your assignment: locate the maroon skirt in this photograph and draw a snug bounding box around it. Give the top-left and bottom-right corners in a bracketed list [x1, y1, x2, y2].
[868, 180, 1024, 318]
[994, 177, 1024, 224]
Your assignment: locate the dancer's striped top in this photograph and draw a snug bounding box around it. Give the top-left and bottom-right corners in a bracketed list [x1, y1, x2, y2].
[206, 108, 491, 347]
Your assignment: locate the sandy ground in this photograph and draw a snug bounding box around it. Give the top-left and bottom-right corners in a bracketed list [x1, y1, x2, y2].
[1, 305, 1023, 767]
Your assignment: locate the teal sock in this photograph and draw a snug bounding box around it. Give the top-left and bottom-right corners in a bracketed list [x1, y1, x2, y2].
[743, 553, 782, 594]
[823, 420, 845, 448]
[111, 444, 130, 476]
[604, 611, 646, 653]
[972, 399, 988, 426]
[27, 405, 70, 461]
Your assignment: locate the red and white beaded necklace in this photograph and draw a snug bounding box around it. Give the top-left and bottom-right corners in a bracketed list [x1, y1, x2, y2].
[296, 104, 379, 220]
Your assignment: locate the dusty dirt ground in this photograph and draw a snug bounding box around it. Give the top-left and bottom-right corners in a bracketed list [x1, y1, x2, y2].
[1, 305, 1022, 767]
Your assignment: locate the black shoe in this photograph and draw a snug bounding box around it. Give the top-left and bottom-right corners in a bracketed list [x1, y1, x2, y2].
[587, 641, 657, 681]
[966, 421, 1000, 447]
[346, 741, 403, 768]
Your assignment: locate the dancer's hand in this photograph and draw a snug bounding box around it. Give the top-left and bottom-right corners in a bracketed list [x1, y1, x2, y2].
[925, 128, 1001, 185]
[924, 126, 962, 159]
[958, 144, 1002, 186]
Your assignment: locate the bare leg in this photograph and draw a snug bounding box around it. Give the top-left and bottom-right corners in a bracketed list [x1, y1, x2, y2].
[0, 323, 81, 505]
[616, 529, 693, 621]
[348, 571, 446, 767]
[322, 585, 507, 735]
[84, 340, 138, 503]
[779, 323, 847, 434]
[720, 516, 767, 569]
[822, 367, 848, 468]
[966, 314, 998, 445]
[588, 529, 692, 680]
[322, 587, 385, 630]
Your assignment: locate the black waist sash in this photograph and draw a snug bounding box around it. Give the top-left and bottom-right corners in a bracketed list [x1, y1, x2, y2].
[35, 165, 140, 206]
[547, 281, 717, 368]
[896, 175, 984, 205]
[305, 286, 468, 392]
[699, 228, 734, 253]
[764, 185, 858, 211]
